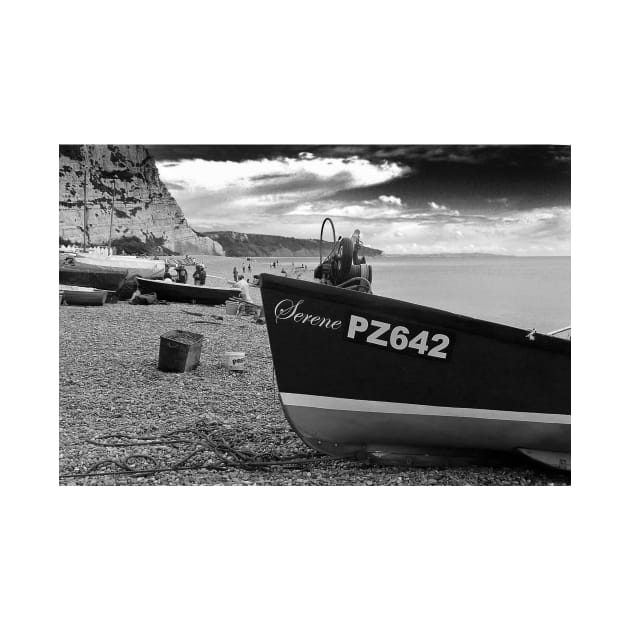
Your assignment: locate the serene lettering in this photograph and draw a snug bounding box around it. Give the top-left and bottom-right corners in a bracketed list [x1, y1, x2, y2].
[274, 299, 302, 322]
[274, 299, 342, 330]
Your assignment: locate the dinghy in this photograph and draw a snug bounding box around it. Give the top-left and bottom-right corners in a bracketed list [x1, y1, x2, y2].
[60, 254, 164, 298]
[136, 277, 240, 306]
[61, 285, 109, 306]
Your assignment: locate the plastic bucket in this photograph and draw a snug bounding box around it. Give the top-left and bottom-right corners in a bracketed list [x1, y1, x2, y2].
[223, 351, 246, 371]
[226, 301, 239, 316]
[158, 330, 204, 373]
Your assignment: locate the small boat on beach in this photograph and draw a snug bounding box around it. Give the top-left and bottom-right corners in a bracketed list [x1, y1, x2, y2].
[136, 277, 241, 306]
[61, 285, 109, 306]
[59, 266, 128, 293]
[258, 219, 570, 471]
[60, 254, 165, 298]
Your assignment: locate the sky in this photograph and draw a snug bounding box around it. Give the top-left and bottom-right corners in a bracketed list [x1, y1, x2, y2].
[148, 145, 570, 255]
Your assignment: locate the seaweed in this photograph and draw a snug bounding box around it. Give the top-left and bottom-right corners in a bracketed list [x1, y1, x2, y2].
[59, 145, 85, 161]
[108, 145, 129, 168]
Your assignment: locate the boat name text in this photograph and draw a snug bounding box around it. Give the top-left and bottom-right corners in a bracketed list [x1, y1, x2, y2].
[274, 299, 343, 330]
[346, 314, 451, 359]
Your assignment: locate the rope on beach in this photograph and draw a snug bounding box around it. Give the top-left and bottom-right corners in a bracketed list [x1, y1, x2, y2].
[60, 419, 340, 480]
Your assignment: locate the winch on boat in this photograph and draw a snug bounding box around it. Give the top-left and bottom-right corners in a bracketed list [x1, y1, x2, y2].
[313, 218, 373, 292]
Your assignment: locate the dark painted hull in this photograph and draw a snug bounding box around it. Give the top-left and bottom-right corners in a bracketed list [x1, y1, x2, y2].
[60, 257, 166, 298]
[59, 268, 127, 293]
[259, 274, 570, 468]
[137, 277, 241, 305]
[62, 288, 108, 306]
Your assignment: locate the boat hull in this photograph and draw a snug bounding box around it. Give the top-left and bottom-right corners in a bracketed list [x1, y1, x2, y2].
[59, 268, 127, 293]
[137, 277, 241, 305]
[62, 288, 108, 306]
[60, 255, 164, 298]
[259, 274, 570, 467]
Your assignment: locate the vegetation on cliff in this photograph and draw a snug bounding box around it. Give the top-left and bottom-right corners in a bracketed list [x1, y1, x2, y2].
[59, 235, 177, 256]
[197, 231, 383, 258]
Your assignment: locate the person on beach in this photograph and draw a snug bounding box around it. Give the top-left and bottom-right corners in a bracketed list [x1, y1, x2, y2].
[193, 264, 207, 286]
[230, 274, 252, 302]
[233, 266, 238, 282]
[175, 264, 188, 284]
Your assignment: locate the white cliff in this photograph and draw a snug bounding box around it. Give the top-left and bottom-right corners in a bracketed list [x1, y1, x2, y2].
[59, 145, 223, 255]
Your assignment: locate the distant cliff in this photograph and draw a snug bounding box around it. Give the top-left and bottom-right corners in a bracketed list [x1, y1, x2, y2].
[59, 145, 223, 255]
[198, 231, 383, 258]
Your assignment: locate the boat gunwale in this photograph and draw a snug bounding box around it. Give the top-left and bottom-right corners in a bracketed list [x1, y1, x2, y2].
[137, 277, 241, 295]
[259, 273, 570, 354]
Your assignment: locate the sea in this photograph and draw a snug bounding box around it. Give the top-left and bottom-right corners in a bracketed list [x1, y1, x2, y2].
[181, 254, 571, 334]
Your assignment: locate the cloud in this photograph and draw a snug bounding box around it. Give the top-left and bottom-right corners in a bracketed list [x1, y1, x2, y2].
[158, 155, 408, 196]
[287, 196, 463, 223]
[154, 152, 569, 255]
[378, 195, 402, 206]
[284, 203, 570, 255]
[155, 154, 410, 232]
[428, 201, 448, 211]
[288, 202, 402, 220]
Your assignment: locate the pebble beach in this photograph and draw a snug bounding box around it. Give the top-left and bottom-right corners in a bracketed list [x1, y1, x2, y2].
[59, 293, 570, 486]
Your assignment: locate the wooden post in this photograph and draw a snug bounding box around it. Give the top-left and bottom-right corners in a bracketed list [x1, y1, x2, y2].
[83, 152, 88, 252]
[108, 179, 116, 255]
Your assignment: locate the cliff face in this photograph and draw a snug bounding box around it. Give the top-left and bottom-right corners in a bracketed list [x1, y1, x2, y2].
[200, 231, 384, 258]
[59, 145, 223, 255]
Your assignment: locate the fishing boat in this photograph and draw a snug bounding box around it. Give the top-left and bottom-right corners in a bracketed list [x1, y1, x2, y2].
[60, 285, 109, 306]
[59, 266, 127, 293]
[60, 254, 165, 298]
[258, 219, 570, 471]
[136, 277, 241, 306]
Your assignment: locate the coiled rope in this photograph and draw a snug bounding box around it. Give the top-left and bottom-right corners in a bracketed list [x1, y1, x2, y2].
[336, 277, 372, 293]
[60, 419, 339, 479]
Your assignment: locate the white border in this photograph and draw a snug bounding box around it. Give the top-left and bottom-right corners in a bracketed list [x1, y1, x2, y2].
[11, 0, 629, 627]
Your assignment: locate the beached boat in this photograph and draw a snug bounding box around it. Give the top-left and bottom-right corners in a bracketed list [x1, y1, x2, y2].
[137, 277, 241, 305]
[60, 255, 165, 298]
[61, 285, 108, 306]
[259, 273, 571, 470]
[59, 266, 128, 293]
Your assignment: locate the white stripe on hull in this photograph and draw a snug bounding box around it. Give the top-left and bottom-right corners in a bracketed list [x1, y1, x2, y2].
[280, 393, 570, 425]
[281, 403, 570, 454]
